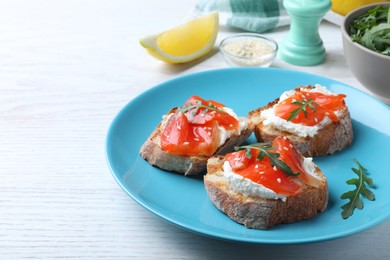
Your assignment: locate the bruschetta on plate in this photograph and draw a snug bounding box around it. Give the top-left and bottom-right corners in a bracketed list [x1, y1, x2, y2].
[140, 95, 254, 175]
[248, 85, 353, 157]
[204, 136, 328, 230]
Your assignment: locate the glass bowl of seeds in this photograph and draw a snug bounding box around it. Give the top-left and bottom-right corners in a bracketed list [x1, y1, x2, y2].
[219, 33, 278, 67]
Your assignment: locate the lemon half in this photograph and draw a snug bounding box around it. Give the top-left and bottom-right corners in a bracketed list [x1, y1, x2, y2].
[140, 12, 219, 64]
[331, 0, 386, 16]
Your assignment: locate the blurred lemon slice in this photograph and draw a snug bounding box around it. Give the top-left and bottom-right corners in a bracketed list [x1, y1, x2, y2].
[140, 12, 219, 64]
[331, 0, 385, 16]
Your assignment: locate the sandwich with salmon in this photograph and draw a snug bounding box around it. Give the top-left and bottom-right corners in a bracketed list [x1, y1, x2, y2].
[248, 85, 353, 157]
[204, 136, 328, 230]
[140, 95, 254, 175]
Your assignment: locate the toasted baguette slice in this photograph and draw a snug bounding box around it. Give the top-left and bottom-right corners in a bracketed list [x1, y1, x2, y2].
[248, 86, 353, 157]
[140, 108, 254, 176]
[204, 156, 328, 230]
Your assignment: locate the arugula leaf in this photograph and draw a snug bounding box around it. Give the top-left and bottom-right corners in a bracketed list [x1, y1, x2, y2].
[340, 159, 375, 219]
[234, 143, 300, 176]
[287, 98, 318, 122]
[178, 100, 225, 115]
[349, 5, 390, 56]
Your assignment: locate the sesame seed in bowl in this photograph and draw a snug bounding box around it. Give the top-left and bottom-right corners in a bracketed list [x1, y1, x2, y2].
[219, 33, 278, 67]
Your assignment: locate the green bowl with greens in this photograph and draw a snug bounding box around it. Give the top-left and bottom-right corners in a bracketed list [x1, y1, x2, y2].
[342, 2, 390, 104]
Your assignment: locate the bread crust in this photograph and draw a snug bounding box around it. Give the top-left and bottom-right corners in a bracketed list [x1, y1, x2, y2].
[248, 87, 353, 157]
[140, 109, 254, 176]
[204, 156, 328, 230]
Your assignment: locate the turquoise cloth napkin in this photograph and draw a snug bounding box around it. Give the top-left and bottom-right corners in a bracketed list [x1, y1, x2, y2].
[195, 0, 290, 33]
[194, 0, 342, 33]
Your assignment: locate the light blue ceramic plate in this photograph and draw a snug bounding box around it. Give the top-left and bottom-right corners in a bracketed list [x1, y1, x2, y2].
[106, 68, 390, 244]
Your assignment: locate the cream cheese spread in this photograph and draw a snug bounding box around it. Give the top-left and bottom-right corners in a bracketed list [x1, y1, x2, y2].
[260, 84, 340, 138]
[161, 106, 248, 147]
[223, 155, 320, 201]
[223, 161, 287, 201]
[218, 107, 248, 146]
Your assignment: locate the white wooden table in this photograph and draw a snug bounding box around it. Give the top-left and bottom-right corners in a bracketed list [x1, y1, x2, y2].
[1, 0, 389, 259]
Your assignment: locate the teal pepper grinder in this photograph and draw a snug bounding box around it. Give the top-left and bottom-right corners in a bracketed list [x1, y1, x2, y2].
[279, 0, 331, 66]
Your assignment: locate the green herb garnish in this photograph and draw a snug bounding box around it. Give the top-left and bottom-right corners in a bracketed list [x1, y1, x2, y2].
[349, 5, 390, 56]
[234, 143, 300, 176]
[287, 98, 318, 122]
[341, 159, 375, 219]
[178, 100, 225, 115]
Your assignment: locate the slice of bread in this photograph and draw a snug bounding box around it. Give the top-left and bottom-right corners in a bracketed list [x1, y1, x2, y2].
[248, 86, 353, 157]
[140, 108, 254, 176]
[204, 156, 328, 230]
